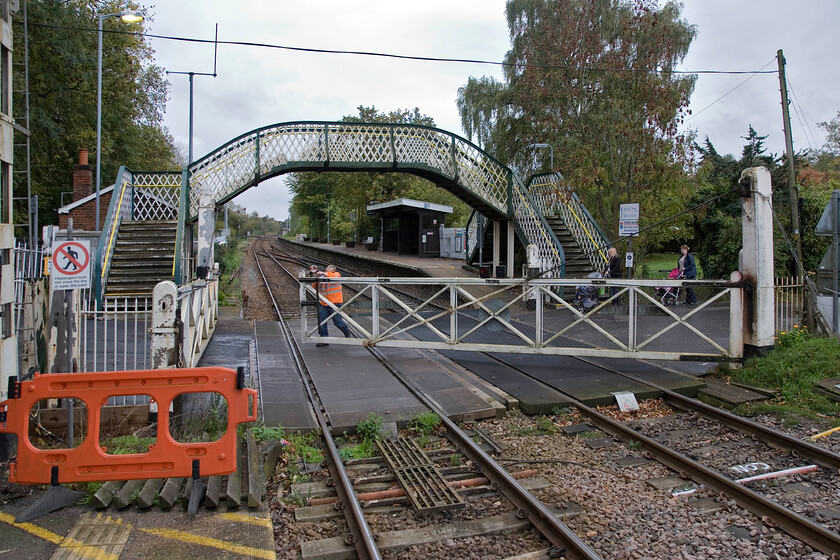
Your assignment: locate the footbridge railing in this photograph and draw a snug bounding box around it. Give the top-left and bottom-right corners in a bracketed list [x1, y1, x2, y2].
[186, 121, 564, 276]
[94, 168, 185, 306]
[301, 275, 744, 361]
[527, 173, 610, 272]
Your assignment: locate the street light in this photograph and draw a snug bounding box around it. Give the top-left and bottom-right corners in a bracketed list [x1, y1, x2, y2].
[96, 10, 144, 230]
[527, 143, 554, 171]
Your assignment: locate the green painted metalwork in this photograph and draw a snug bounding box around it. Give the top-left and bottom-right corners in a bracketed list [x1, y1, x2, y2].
[527, 172, 610, 271]
[102, 122, 609, 282]
[94, 168, 183, 306]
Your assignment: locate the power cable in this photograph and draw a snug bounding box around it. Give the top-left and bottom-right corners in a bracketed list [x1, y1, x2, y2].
[686, 58, 776, 122]
[30, 22, 779, 76]
[787, 76, 819, 151]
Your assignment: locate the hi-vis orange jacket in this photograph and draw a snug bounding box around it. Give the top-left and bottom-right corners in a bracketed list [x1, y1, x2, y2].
[317, 271, 343, 305]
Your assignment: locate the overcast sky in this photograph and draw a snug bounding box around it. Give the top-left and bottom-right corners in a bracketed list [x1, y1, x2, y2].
[145, 0, 840, 221]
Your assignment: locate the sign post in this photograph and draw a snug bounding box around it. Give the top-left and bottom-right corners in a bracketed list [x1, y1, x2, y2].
[50, 240, 92, 291]
[619, 203, 639, 277]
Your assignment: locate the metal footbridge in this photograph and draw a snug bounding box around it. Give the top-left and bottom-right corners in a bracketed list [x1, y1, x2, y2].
[93, 122, 609, 305]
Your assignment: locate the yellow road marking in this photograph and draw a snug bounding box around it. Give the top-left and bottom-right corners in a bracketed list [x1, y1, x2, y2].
[140, 527, 275, 559]
[0, 511, 64, 544]
[218, 512, 273, 528]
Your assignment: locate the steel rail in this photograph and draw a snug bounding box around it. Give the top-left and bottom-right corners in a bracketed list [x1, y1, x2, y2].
[575, 356, 840, 472]
[485, 354, 840, 557]
[271, 241, 602, 559]
[253, 245, 382, 560]
[362, 343, 603, 560]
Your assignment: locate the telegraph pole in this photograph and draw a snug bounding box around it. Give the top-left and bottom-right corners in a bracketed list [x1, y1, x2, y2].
[777, 49, 804, 278]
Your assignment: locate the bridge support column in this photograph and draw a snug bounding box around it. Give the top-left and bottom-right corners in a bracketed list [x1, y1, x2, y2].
[492, 220, 500, 277]
[196, 194, 215, 279]
[739, 167, 775, 356]
[506, 221, 514, 278]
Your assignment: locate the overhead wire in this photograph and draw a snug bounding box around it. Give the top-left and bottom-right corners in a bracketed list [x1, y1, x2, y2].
[787, 76, 819, 151]
[686, 58, 776, 122]
[30, 22, 779, 76]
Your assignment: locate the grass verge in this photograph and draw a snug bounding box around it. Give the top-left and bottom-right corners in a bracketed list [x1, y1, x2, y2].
[715, 327, 840, 427]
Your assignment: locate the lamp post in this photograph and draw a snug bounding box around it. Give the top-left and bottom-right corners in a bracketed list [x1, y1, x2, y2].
[527, 143, 554, 171]
[96, 10, 144, 231]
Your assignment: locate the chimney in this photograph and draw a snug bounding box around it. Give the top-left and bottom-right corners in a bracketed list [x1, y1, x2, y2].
[73, 149, 93, 202]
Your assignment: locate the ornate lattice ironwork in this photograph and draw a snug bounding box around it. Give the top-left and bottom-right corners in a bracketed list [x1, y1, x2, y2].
[510, 175, 564, 278]
[131, 172, 181, 221]
[528, 173, 609, 271]
[187, 122, 512, 219]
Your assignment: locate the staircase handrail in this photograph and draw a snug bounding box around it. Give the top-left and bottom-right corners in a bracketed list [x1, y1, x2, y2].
[511, 173, 565, 278]
[94, 166, 134, 308]
[526, 172, 609, 272]
[174, 167, 189, 284]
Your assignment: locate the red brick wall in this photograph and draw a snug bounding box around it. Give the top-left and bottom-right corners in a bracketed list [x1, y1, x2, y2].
[59, 191, 113, 232]
[73, 164, 92, 202]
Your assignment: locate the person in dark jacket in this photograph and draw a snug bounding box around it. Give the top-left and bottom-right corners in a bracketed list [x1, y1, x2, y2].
[678, 245, 697, 304]
[603, 247, 622, 302]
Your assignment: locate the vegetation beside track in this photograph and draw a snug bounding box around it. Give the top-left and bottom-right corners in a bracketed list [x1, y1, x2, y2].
[715, 327, 840, 426]
[217, 239, 245, 307]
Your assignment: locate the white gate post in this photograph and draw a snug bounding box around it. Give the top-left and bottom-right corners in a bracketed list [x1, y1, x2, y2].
[739, 167, 775, 355]
[150, 280, 178, 370]
[196, 194, 216, 279]
[729, 271, 744, 365]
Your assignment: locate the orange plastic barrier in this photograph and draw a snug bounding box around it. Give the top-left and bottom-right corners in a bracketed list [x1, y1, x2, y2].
[0, 367, 257, 484]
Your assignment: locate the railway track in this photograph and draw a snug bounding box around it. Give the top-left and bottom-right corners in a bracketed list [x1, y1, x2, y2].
[261, 238, 840, 559]
[252, 240, 603, 559]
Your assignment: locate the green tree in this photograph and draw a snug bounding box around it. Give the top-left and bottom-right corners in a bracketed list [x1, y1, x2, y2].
[690, 126, 828, 278]
[14, 0, 179, 230]
[457, 0, 697, 253]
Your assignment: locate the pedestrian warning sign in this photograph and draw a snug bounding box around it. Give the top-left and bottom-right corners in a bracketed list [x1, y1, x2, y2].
[51, 240, 92, 291]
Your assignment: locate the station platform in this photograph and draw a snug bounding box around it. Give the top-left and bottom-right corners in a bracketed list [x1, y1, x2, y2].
[285, 238, 479, 278]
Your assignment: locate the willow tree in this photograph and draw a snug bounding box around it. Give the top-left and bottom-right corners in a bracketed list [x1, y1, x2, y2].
[458, 0, 697, 246]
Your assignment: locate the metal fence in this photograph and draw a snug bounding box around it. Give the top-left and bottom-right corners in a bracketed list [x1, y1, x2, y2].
[774, 276, 805, 333]
[80, 292, 151, 374]
[301, 276, 743, 362]
[13, 242, 44, 375]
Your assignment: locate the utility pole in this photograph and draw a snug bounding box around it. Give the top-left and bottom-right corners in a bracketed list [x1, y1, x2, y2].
[777, 49, 804, 278]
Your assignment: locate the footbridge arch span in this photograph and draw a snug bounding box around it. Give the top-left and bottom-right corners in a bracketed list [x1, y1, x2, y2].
[93, 122, 568, 305]
[187, 121, 564, 273]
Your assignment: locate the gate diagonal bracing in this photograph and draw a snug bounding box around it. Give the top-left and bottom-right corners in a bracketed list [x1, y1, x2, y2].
[301, 277, 743, 362]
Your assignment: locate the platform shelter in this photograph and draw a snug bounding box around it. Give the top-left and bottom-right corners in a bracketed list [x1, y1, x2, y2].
[366, 198, 452, 258]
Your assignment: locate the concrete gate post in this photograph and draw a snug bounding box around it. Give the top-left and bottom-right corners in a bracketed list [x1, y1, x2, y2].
[196, 194, 216, 279]
[738, 166, 775, 355]
[150, 280, 178, 370]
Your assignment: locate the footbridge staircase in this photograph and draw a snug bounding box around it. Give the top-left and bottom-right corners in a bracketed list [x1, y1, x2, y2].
[93, 122, 609, 303]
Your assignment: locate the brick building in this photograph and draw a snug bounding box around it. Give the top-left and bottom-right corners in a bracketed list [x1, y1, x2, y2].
[58, 149, 113, 232]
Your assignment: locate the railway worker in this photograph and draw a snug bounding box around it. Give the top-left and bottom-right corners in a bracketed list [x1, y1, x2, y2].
[313, 264, 351, 346]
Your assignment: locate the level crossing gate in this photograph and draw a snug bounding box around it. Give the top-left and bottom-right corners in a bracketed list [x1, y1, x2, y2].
[301, 275, 745, 362]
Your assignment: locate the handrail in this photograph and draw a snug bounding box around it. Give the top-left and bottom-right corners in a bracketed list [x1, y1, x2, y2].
[526, 173, 610, 271]
[94, 166, 133, 308]
[510, 173, 565, 277]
